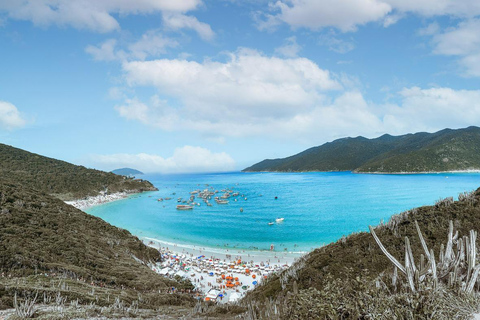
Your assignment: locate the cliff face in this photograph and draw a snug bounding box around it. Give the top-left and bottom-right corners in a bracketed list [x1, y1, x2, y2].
[0, 143, 157, 201]
[243, 126, 480, 173]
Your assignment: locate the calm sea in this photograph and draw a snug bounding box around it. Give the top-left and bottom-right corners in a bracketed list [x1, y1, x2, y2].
[86, 172, 480, 253]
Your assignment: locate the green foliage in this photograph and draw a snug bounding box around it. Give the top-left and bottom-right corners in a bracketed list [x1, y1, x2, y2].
[0, 143, 156, 200]
[0, 180, 194, 312]
[243, 126, 480, 173]
[244, 188, 480, 318]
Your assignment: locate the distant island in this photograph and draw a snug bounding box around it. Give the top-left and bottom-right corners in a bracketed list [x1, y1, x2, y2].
[111, 167, 144, 177]
[243, 126, 480, 173]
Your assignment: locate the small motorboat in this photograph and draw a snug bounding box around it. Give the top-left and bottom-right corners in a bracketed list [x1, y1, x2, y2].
[176, 205, 194, 210]
[268, 222, 274, 225]
[275, 218, 284, 223]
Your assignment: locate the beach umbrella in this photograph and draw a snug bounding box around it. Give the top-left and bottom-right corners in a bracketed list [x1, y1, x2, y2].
[234, 277, 239, 281]
[218, 294, 223, 297]
[252, 275, 256, 279]
[252, 281, 258, 285]
[209, 272, 214, 276]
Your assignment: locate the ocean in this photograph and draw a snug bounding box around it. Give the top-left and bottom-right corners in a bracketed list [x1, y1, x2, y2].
[86, 171, 480, 253]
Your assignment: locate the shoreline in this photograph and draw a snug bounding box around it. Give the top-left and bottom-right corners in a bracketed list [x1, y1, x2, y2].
[65, 191, 133, 210]
[144, 237, 307, 303]
[243, 169, 480, 174]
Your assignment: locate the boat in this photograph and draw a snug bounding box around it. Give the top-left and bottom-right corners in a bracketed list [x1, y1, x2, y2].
[268, 222, 274, 225]
[275, 218, 284, 223]
[176, 205, 194, 210]
[215, 199, 229, 204]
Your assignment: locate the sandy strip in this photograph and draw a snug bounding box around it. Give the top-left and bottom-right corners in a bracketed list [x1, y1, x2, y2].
[65, 192, 130, 210]
[144, 237, 307, 304]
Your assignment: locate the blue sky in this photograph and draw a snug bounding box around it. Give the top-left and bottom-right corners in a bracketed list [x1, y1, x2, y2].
[1, 0, 480, 173]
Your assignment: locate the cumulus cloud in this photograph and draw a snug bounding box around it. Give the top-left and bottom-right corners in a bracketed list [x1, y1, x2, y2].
[274, 36, 301, 57]
[162, 13, 215, 41]
[432, 19, 480, 76]
[318, 33, 355, 54]
[0, 0, 203, 32]
[122, 49, 341, 117]
[86, 32, 178, 62]
[383, 87, 480, 132]
[258, 0, 480, 33]
[0, 101, 27, 130]
[262, 0, 391, 32]
[91, 146, 235, 173]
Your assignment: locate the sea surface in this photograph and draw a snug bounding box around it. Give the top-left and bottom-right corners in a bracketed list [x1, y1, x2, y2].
[86, 171, 480, 253]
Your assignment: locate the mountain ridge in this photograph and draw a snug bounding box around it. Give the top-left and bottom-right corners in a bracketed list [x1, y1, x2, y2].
[243, 126, 480, 173]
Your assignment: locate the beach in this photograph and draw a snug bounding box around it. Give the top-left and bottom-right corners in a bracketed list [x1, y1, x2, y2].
[143, 237, 306, 303]
[65, 192, 131, 210]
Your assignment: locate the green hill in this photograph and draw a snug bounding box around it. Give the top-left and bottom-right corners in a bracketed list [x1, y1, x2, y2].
[0, 178, 195, 315]
[111, 168, 144, 176]
[243, 126, 480, 173]
[0, 144, 157, 200]
[0, 145, 198, 317]
[239, 189, 480, 318]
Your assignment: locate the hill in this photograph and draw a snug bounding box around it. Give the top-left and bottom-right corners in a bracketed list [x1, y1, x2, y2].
[0, 144, 157, 201]
[243, 126, 480, 173]
[236, 189, 480, 318]
[0, 178, 195, 316]
[111, 168, 144, 176]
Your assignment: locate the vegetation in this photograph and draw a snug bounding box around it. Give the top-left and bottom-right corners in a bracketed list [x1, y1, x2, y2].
[111, 168, 144, 176]
[243, 126, 480, 173]
[0, 179, 196, 315]
[0, 143, 157, 201]
[231, 188, 480, 319]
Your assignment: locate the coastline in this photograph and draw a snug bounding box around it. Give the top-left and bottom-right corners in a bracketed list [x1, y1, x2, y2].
[65, 191, 132, 210]
[144, 237, 307, 302]
[243, 169, 480, 174]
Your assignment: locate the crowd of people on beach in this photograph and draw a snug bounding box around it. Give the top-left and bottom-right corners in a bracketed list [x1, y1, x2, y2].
[147, 241, 291, 303]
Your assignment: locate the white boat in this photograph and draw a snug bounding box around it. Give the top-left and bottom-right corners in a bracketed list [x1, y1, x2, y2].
[268, 222, 274, 225]
[215, 199, 229, 204]
[176, 205, 194, 210]
[275, 218, 284, 223]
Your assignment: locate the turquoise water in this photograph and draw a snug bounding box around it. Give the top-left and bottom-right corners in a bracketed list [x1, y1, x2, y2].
[86, 172, 480, 253]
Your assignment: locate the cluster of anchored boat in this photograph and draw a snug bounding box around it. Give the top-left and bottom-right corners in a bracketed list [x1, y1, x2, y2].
[157, 187, 247, 210]
[157, 186, 285, 225]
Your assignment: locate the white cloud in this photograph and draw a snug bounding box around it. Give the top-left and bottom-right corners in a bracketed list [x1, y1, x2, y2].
[85, 39, 122, 61]
[382, 87, 480, 132]
[265, 0, 392, 32]
[0, 0, 203, 32]
[432, 19, 480, 76]
[260, 0, 480, 33]
[92, 146, 235, 173]
[122, 49, 341, 123]
[0, 101, 27, 130]
[128, 31, 179, 60]
[318, 33, 355, 54]
[417, 22, 440, 36]
[162, 12, 215, 41]
[274, 36, 301, 57]
[85, 32, 178, 62]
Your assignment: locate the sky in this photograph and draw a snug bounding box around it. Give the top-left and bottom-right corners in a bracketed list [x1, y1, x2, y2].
[1, 0, 480, 173]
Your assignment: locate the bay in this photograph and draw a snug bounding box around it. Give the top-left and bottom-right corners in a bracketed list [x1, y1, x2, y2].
[86, 171, 480, 253]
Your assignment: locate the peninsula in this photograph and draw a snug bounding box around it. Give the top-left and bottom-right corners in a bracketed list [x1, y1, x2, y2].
[243, 126, 480, 173]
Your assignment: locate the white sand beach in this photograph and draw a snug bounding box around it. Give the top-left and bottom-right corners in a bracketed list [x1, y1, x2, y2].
[144, 237, 307, 304]
[65, 192, 130, 210]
